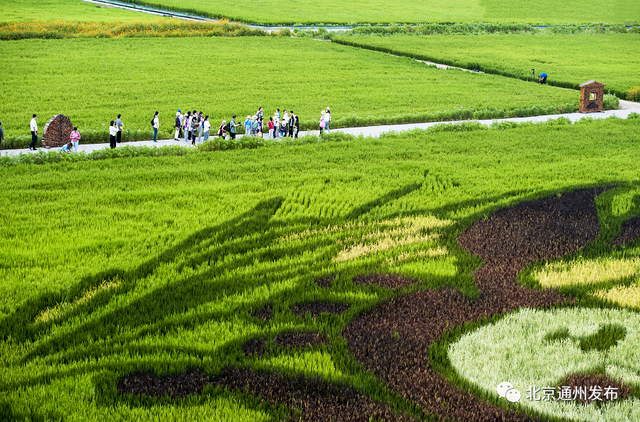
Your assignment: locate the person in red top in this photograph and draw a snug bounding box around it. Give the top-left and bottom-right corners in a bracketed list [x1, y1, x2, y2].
[69, 127, 81, 153]
[268, 117, 274, 139]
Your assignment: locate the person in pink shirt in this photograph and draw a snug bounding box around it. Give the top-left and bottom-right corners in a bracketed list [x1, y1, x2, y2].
[69, 127, 81, 153]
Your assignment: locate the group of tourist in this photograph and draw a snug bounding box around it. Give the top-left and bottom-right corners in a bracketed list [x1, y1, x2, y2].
[18, 106, 332, 152]
[173, 110, 213, 145]
[173, 107, 309, 144]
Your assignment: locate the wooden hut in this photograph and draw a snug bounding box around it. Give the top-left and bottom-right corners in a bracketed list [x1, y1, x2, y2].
[579, 80, 606, 113]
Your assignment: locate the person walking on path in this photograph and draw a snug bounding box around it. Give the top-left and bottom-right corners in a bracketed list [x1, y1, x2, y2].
[70, 127, 81, 153]
[273, 113, 280, 139]
[319, 110, 326, 135]
[152, 111, 159, 142]
[294, 115, 300, 139]
[109, 120, 117, 149]
[251, 115, 260, 137]
[257, 107, 264, 131]
[183, 111, 191, 144]
[115, 114, 123, 143]
[174, 110, 183, 141]
[288, 111, 295, 137]
[217, 120, 227, 138]
[268, 117, 274, 139]
[244, 116, 252, 137]
[29, 114, 38, 151]
[203, 115, 211, 142]
[190, 112, 200, 145]
[229, 114, 239, 140]
[325, 108, 331, 133]
[0, 121, 4, 149]
[196, 111, 204, 144]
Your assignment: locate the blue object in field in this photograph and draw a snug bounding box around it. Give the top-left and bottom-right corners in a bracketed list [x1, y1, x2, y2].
[540, 73, 548, 78]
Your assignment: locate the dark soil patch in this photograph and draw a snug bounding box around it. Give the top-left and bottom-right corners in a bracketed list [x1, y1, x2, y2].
[290, 301, 349, 318]
[118, 369, 211, 399]
[118, 367, 416, 422]
[242, 337, 267, 356]
[251, 303, 273, 323]
[344, 188, 603, 422]
[243, 330, 329, 356]
[213, 366, 417, 422]
[352, 273, 419, 290]
[557, 372, 633, 405]
[610, 214, 640, 247]
[274, 330, 328, 349]
[314, 273, 338, 288]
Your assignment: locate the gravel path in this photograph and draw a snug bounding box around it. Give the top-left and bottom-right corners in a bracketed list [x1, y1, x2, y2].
[3, 108, 637, 157]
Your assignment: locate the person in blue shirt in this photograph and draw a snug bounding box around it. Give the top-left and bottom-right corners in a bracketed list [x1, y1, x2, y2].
[244, 115, 252, 137]
[539, 73, 548, 84]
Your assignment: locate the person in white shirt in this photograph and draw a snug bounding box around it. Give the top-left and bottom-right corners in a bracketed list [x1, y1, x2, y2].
[152, 111, 159, 143]
[29, 114, 38, 151]
[109, 120, 118, 149]
[203, 115, 211, 141]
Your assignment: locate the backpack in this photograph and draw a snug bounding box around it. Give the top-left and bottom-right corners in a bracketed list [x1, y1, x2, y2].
[225, 122, 231, 132]
[175, 116, 181, 127]
[150, 117, 155, 126]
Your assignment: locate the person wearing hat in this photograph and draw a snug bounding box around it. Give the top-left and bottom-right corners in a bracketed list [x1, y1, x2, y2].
[174, 110, 183, 141]
[115, 114, 123, 143]
[29, 114, 38, 151]
[244, 115, 252, 137]
[251, 115, 260, 137]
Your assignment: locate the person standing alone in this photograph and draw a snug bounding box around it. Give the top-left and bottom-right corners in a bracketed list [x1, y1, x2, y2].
[152, 111, 159, 142]
[29, 114, 38, 151]
[115, 114, 123, 143]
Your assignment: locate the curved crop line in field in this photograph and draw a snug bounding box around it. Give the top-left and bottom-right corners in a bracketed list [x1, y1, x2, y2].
[0, 183, 425, 375]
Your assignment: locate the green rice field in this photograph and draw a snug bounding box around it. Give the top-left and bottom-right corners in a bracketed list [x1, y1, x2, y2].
[5, 0, 637, 25]
[0, 36, 576, 139]
[333, 33, 640, 97]
[2, 117, 640, 420]
[0, 0, 160, 22]
[3, 1, 640, 421]
[124, 0, 640, 25]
